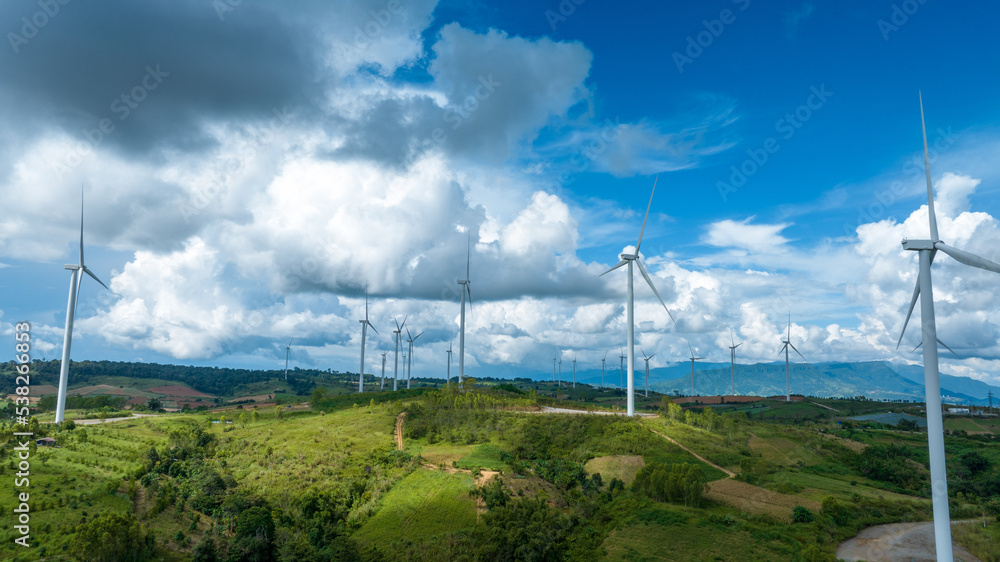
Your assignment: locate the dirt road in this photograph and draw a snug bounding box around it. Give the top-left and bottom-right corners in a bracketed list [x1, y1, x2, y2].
[836, 520, 982, 561]
[395, 412, 406, 450]
[646, 427, 735, 478]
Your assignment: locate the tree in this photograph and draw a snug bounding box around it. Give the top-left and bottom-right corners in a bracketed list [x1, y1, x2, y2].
[230, 505, 276, 561]
[310, 386, 326, 408]
[72, 511, 155, 561]
[192, 536, 218, 562]
[147, 397, 162, 411]
[275, 405, 284, 421]
[251, 410, 259, 424]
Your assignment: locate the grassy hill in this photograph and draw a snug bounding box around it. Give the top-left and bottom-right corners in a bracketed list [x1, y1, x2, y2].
[1, 381, 999, 561]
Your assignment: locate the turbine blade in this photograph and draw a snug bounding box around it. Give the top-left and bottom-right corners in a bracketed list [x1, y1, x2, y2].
[414, 331, 423, 341]
[919, 91, 940, 242]
[466, 284, 473, 317]
[937, 337, 961, 359]
[935, 243, 1000, 274]
[789, 343, 806, 361]
[79, 186, 85, 266]
[912, 341, 922, 353]
[778, 343, 787, 357]
[82, 266, 110, 291]
[635, 174, 658, 254]
[636, 259, 677, 325]
[367, 320, 378, 335]
[600, 259, 628, 277]
[405, 327, 412, 340]
[896, 277, 921, 349]
[734, 342, 743, 348]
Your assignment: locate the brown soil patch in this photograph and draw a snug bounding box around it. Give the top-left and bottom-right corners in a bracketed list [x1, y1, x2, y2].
[231, 393, 274, 403]
[819, 431, 867, 453]
[147, 385, 215, 397]
[31, 384, 59, 395]
[705, 479, 820, 523]
[68, 384, 118, 396]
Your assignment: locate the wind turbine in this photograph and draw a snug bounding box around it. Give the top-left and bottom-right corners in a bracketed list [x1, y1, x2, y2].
[406, 327, 423, 390]
[600, 176, 677, 416]
[777, 314, 805, 402]
[894, 94, 1000, 562]
[357, 283, 378, 393]
[457, 231, 473, 384]
[56, 188, 110, 424]
[572, 357, 576, 389]
[618, 348, 625, 390]
[728, 330, 742, 396]
[557, 357, 562, 388]
[640, 348, 655, 398]
[446, 340, 453, 384]
[601, 351, 608, 388]
[380, 351, 389, 390]
[392, 316, 406, 391]
[687, 344, 704, 397]
[283, 339, 293, 382]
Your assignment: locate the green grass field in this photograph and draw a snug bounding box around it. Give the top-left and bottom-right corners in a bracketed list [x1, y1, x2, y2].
[602, 504, 798, 561]
[353, 467, 477, 545]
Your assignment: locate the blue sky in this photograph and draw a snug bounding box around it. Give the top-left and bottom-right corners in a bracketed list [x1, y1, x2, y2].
[2, 0, 1000, 385]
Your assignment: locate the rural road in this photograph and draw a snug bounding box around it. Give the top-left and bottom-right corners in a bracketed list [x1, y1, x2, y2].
[57, 413, 160, 426]
[836, 520, 982, 561]
[536, 406, 658, 417]
[395, 412, 406, 450]
[647, 427, 736, 478]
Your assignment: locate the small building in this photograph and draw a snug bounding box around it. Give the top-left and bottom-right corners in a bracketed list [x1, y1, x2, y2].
[36, 437, 56, 447]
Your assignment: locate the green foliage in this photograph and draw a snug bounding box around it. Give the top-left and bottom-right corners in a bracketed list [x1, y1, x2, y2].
[230, 505, 276, 561]
[476, 497, 573, 561]
[960, 451, 990, 476]
[631, 462, 706, 507]
[192, 535, 219, 562]
[472, 478, 512, 510]
[72, 510, 155, 562]
[792, 505, 815, 523]
[851, 443, 925, 492]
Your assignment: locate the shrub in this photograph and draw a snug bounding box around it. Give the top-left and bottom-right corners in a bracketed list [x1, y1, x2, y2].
[792, 505, 815, 523]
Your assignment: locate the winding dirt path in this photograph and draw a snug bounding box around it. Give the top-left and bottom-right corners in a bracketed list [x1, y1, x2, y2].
[395, 412, 406, 450]
[646, 428, 735, 478]
[836, 520, 982, 561]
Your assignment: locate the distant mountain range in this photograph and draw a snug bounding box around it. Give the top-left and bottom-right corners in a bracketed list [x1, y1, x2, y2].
[490, 360, 999, 406]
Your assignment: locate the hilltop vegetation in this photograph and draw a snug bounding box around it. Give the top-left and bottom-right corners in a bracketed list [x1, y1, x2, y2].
[1, 380, 998, 561]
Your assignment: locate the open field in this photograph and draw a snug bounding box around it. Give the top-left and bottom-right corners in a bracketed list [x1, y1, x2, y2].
[705, 479, 820, 523]
[584, 455, 646, 485]
[353, 468, 477, 545]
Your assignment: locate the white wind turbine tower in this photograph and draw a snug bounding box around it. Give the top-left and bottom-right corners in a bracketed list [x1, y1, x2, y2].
[357, 283, 378, 393]
[601, 351, 608, 388]
[640, 348, 655, 398]
[618, 348, 625, 389]
[557, 357, 562, 388]
[601, 176, 677, 416]
[572, 357, 576, 389]
[777, 314, 805, 402]
[553, 355, 557, 385]
[392, 316, 406, 391]
[284, 339, 293, 381]
[728, 330, 742, 396]
[405, 327, 423, 390]
[446, 340, 453, 384]
[894, 93, 1000, 562]
[687, 344, 704, 397]
[380, 351, 389, 390]
[56, 188, 110, 424]
[457, 232, 473, 385]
